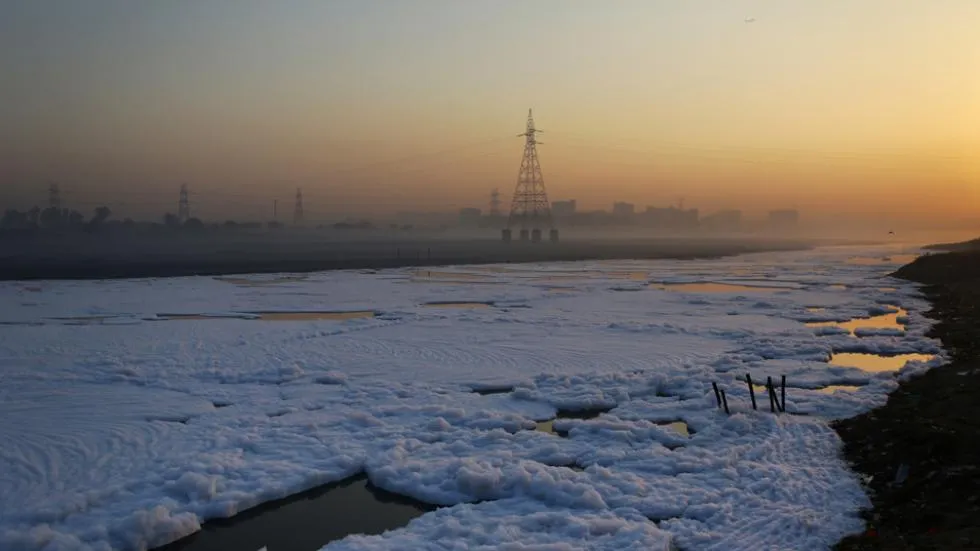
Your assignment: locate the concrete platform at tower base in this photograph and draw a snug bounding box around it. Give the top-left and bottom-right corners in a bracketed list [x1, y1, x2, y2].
[501, 228, 559, 243]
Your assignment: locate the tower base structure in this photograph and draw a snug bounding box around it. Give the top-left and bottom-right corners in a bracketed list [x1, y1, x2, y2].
[501, 228, 512, 242]
[549, 229, 559, 243]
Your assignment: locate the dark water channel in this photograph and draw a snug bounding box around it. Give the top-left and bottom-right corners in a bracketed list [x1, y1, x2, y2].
[155, 475, 433, 551]
[532, 407, 689, 438]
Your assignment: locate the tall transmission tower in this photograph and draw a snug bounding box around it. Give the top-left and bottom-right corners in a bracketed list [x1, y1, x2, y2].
[504, 109, 557, 243]
[177, 184, 191, 223]
[293, 188, 304, 226]
[48, 183, 61, 210]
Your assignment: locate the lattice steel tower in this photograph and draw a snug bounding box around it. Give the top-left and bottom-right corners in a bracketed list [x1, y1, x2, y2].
[504, 109, 557, 243]
[177, 184, 191, 223]
[293, 187, 304, 226]
[48, 183, 61, 210]
[489, 188, 501, 217]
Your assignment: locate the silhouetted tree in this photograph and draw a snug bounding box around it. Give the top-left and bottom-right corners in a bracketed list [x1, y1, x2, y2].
[183, 217, 204, 231]
[68, 210, 85, 228]
[85, 206, 112, 231]
[1, 209, 31, 229]
[39, 207, 63, 228]
[163, 213, 180, 228]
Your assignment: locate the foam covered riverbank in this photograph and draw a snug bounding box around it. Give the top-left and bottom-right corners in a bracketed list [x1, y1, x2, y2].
[0, 244, 938, 550]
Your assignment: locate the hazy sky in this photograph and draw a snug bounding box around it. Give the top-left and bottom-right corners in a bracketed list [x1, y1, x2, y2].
[2, 0, 979, 224]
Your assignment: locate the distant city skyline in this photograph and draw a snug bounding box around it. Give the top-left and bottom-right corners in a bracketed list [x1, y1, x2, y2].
[2, 1, 979, 227]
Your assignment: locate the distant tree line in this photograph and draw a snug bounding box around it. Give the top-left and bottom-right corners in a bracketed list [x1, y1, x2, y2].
[0, 205, 432, 237]
[2, 205, 114, 232]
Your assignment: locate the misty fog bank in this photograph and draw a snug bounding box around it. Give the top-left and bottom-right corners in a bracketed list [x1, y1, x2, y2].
[0, 233, 826, 281]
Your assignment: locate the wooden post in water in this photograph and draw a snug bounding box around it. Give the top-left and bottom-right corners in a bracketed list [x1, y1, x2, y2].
[712, 382, 722, 408]
[767, 376, 776, 413]
[720, 389, 730, 415]
[780, 375, 786, 413]
[746, 374, 758, 410]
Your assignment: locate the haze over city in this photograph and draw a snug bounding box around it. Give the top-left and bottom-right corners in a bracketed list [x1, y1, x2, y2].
[3, 1, 980, 230]
[10, 3, 980, 551]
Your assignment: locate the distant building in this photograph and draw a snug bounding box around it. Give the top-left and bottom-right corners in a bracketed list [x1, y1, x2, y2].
[701, 210, 742, 232]
[394, 211, 457, 228]
[767, 209, 799, 231]
[458, 207, 482, 227]
[612, 202, 635, 218]
[641, 206, 699, 231]
[552, 199, 577, 218]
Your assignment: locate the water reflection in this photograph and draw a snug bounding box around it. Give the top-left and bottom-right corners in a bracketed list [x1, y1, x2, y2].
[534, 414, 688, 439]
[652, 282, 784, 293]
[215, 275, 308, 287]
[815, 385, 863, 394]
[807, 308, 907, 335]
[155, 475, 433, 551]
[534, 407, 614, 436]
[423, 302, 492, 309]
[663, 421, 690, 437]
[471, 386, 513, 395]
[535, 419, 558, 434]
[159, 311, 375, 322]
[845, 254, 919, 266]
[829, 352, 934, 372]
[413, 270, 488, 280]
[607, 271, 650, 281]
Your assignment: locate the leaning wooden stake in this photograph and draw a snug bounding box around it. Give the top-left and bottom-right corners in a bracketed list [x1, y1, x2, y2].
[746, 374, 758, 410]
[780, 375, 787, 413]
[712, 382, 722, 408]
[720, 389, 730, 415]
[767, 376, 776, 413]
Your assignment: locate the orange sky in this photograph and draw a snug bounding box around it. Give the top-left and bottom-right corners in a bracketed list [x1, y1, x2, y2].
[2, 1, 979, 224]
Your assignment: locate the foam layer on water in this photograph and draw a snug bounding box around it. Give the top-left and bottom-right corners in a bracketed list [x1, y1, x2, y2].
[0, 245, 944, 551]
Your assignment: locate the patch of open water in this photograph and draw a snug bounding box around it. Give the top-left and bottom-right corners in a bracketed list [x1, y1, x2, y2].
[845, 254, 919, 266]
[531, 408, 689, 438]
[652, 282, 785, 293]
[158, 311, 376, 322]
[155, 475, 433, 551]
[423, 301, 492, 309]
[807, 307, 908, 335]
[829, 352, 935, 372]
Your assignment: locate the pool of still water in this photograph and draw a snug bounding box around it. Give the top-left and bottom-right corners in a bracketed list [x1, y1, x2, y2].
[534, 410, 689, 438]
[652, 282, 785, 293]
[806, 308, 908, 335]
[829, 352, 935, 372]
[156, 475, 433, 551]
